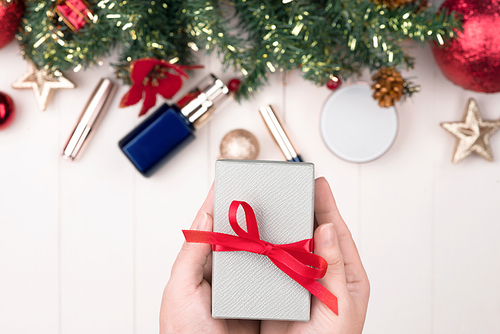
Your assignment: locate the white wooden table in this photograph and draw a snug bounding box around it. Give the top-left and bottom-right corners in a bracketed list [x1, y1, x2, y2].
[1, 3, 500, 332]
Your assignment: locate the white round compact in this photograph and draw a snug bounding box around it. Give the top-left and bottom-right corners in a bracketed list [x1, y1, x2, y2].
[320, 83, 398, 163]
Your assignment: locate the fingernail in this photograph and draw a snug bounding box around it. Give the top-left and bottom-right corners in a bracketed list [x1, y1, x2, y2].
[321, 223, 336, 247]
[195, 212, 208, 230]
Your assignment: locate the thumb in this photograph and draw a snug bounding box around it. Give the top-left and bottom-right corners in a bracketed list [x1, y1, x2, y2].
[314, 223, 348, 294]
[170, 211, 213, 288]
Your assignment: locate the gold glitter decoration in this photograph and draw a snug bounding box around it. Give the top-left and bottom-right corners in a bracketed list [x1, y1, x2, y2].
[220, 129, 260, 160]
[441, 98, 500, 164]
[12, 61, 75, 111]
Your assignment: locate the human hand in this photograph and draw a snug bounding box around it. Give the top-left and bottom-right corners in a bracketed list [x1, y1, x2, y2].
[260, 177, 370, 334]
[160, 185, 260, 334]
[161, 177, 369, 334]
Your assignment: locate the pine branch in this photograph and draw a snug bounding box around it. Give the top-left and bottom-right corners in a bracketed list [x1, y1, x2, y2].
[188, 0, 461, 99]
[18, 0, 121, 73]
[18, 0, 462, 102]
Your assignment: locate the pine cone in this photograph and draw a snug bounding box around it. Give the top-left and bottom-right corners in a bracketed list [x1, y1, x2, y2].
[372, 0, 412, 10]
[371, 67, 404, 108]
[414, 0, 429, 11]
[372, 0, 428, 10]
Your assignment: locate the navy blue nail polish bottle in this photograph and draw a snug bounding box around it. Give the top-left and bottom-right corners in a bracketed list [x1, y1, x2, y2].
[119, 75, 228, 177]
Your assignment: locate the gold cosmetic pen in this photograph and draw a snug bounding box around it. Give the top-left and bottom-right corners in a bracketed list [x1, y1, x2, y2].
[63, 78, 117, 160]
[259, 105, 303, 162]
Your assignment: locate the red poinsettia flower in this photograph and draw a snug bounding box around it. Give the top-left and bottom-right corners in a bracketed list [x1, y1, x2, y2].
[120, 57, 202, 116]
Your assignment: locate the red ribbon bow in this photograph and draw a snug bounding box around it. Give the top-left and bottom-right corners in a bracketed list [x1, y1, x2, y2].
[183, 200, 339, 316]
[119, 57, 202, 116]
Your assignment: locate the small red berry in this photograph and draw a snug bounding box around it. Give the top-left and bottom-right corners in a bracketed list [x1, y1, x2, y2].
[326, 76, 342, 90]
[228, 78, 241, 92]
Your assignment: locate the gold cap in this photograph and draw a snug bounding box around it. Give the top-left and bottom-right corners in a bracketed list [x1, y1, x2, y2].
[180, 74, 229, 129]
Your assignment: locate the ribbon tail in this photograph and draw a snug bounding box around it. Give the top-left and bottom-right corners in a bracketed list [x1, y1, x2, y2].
[271, 258, 338, 316]
[305, 279, 339, 316]
[183, 230, 224, 244]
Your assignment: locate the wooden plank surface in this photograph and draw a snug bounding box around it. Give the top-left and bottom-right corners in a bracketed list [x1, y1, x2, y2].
[1, 4, 500, 331]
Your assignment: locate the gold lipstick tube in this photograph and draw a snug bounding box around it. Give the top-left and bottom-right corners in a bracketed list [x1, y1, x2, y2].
[63, 78, 117, 160]
[259, 105, 303, 162]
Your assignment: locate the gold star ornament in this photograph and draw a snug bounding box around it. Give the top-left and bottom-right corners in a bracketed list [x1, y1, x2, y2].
[12, 62, 75, 111]
[441, 98, 500, 164]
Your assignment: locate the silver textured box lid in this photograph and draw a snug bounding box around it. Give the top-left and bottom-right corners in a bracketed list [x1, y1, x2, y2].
[212, 159, 314, 321]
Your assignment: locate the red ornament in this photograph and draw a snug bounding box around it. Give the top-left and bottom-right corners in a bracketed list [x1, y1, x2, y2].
[0, 0, 24, 49]
[120, 58, 203, 116]
[326, 76, 342, 90]
[55, 0, 92, 32]
[432, 0, 500, 93]
[227, 78, 241, 92]
[0, 91, 15, 130]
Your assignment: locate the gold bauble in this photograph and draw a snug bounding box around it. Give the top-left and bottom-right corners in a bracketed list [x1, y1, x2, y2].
[220, 129, 259, 160]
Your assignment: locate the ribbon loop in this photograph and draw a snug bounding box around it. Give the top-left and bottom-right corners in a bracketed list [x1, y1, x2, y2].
[183, 201, 338, 316]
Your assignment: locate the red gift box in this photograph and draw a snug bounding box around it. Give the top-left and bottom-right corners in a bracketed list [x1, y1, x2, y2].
[56, 0, 92, 32]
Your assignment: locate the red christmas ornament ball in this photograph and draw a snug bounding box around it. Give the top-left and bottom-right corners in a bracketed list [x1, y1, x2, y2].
[431, 0, 500, 93]
[0, 0, 25, 49]
[326, 77, 342, 90]
[228, 78, 241, 92]
[0, 92, 15, 130]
